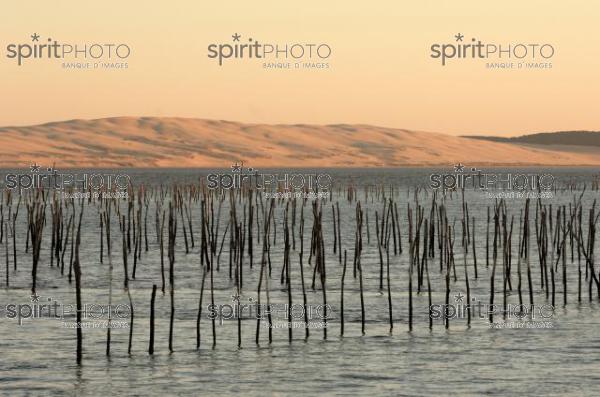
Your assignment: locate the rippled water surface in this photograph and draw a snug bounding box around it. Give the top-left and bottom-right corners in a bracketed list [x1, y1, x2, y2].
[0, 168, 599, 396]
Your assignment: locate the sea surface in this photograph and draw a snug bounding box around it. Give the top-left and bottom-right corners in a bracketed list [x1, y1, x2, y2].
[0, 167, 599, 396]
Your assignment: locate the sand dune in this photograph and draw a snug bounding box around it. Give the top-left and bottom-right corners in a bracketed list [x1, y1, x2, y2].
[0, 117, 599, 168]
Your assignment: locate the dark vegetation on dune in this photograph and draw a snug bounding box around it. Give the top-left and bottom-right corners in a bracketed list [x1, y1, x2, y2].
[464, 131, 600, 146]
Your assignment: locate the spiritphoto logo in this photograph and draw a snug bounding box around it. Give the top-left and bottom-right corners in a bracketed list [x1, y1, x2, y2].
[5, 33, 131, 69]
[207, 33, 331, 70]
[3, 163, 131, 197]
[430, 33, 555, 69]
[430, 292, 554, 325]
[206, 162, 332, 193]
[2, 294, 131, 327]
[207, 292, 333, 328]
[429, 163, 554, 192]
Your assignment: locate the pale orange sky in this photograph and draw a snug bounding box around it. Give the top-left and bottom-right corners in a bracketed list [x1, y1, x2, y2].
[1, 1, 598, 136]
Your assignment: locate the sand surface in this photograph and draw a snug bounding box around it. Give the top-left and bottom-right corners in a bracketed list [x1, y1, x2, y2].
[1, 117, 599, 167]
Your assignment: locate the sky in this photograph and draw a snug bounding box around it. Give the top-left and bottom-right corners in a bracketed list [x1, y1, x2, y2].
[1, 0, 599, 136]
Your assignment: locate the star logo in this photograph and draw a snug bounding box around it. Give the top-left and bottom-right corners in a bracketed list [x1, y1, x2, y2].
[231, 162, 242, 172]
[454, 163, 465, 172]
[30, 293, 40, 302]
[455, 33, 464, 42]
[232, 33, 241, 42]
[31, 33, 40, 42]
[30, 163, 41, 173]
[231, 293, 241, 303]
[454, 292, 464, 303]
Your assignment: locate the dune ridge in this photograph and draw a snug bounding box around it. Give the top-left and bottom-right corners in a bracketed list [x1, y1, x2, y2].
[1, 117, 599, 168]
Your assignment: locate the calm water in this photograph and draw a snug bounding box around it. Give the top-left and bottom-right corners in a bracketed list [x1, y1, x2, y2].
[0, 168, 599, 396]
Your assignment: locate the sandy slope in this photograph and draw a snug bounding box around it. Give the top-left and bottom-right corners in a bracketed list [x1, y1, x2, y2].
[0, 117, 598, 168]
